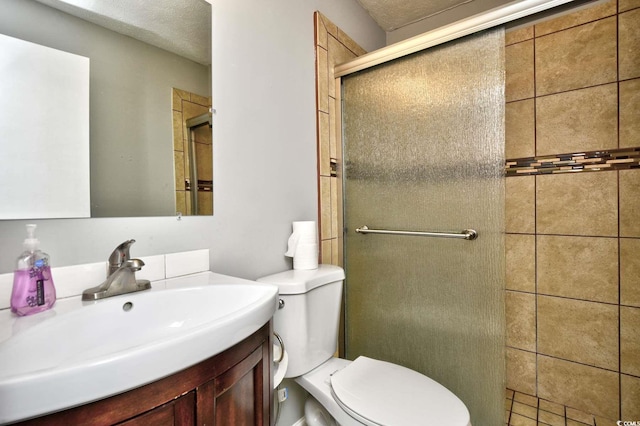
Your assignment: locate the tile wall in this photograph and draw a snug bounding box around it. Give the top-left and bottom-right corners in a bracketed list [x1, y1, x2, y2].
[172, 88, 213, 216]
[505, 0, 640, 422]
[314, 12, 367, 267]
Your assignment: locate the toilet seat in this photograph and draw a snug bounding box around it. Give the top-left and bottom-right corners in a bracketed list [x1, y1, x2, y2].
[330, 356, 470, 426]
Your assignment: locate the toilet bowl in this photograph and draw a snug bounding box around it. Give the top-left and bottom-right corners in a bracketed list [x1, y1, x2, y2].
[304, 395, 337, 426]
[258, 265, 471, 426]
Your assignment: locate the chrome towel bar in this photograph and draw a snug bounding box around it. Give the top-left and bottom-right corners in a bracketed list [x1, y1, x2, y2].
[355, 225, 478, 241]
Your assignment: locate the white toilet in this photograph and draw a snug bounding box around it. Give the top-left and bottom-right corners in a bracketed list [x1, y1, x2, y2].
[258, 264, 471, 426]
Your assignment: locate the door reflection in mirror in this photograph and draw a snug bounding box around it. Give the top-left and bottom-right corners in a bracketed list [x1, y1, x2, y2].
[172, 88, 213, 216]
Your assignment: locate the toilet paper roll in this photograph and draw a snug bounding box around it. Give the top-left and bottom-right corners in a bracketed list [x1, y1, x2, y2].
[293, 243, 318, 270]
[285, 221, 318, 270]
[285, 221, 318, 257]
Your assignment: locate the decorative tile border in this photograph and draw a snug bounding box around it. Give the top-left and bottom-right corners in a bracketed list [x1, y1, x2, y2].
[506, 147, 640, 177]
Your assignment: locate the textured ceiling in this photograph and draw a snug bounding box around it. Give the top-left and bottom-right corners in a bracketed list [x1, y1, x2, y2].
[357, 0, 476, 31]
[34, 0, 211, 65]
[35, 0, 477, 62]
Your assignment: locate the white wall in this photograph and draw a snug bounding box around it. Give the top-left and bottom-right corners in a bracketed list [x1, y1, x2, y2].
[0, 0, 384, 282]
[386, 0, 514, 44]
[208, 0, 384, 280]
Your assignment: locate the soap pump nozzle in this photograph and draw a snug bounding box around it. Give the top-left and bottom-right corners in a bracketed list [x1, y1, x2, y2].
[23, 224, 40, 252]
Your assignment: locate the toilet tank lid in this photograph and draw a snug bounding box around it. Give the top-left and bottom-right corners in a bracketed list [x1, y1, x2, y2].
[257, 264, 345, 294]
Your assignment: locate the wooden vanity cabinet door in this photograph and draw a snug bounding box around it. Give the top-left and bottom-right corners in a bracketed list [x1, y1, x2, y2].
[116, 391, 195, 426]
[197, 337, 271, 426]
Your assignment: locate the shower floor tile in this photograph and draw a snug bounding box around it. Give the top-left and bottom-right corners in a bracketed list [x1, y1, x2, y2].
[505, 389, 618, 426]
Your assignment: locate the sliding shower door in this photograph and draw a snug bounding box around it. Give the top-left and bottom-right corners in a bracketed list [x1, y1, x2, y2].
[342, 29, 505, 425]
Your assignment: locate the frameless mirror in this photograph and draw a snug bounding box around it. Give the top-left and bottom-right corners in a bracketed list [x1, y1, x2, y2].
[0, 0, 212, 219]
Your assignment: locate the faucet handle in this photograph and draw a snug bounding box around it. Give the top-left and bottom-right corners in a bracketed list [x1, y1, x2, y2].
[108, 239, 136, 273]
[123, 258, 145, 271]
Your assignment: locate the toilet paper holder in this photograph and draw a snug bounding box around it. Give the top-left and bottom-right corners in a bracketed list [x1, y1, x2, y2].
[274, 332, 285, 363]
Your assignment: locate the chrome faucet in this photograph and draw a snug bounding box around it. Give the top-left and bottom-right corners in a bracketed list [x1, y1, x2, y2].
[82, 240, 151, 301]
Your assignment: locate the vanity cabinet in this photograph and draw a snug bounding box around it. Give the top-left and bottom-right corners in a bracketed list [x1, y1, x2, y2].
[118, 392, 196, 425]
[16, 322, 272, 426]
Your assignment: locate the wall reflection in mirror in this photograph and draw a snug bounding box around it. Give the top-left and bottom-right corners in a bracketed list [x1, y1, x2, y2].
[0, 0, 212, 219]
[0, 33, 90, 220]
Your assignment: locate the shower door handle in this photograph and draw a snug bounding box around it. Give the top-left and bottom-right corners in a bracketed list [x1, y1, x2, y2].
[355, 225, 477, 240]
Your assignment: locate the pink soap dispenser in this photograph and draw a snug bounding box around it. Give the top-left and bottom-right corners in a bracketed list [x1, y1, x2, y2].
[10, 224, 57, 316]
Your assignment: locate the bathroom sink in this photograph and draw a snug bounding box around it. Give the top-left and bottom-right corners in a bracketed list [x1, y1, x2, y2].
[0, 272, 278, 424]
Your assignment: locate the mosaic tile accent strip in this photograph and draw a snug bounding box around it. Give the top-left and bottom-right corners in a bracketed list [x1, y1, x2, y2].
[506, 147, 640, 177]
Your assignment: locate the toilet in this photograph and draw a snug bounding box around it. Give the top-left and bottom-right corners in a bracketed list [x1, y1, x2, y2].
[258, 264, 471, 426]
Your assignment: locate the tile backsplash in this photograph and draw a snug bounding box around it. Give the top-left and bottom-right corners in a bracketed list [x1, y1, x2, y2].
[0, 249, 210, 311]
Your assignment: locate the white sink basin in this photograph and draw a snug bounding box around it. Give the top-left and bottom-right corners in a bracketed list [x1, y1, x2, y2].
[0, 271, 278, 424]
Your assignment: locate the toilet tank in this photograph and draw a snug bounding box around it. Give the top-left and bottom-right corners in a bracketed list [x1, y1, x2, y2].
[257, 265, 345, 378]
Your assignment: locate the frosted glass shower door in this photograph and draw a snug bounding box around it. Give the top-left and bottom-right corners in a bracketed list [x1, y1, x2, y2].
[342, 29, 505, 425]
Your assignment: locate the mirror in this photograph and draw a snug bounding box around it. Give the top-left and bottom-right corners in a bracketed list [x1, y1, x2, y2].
[0, 0, 212, 219]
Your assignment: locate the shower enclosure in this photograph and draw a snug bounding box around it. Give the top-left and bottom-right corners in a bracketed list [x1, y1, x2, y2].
[341, 29, 505, 425]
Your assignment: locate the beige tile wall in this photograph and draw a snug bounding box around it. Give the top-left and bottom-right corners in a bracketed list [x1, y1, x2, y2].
[506, 0, 640, 420]
[314, 12, 367, 267]
[171, 88, 212, 216]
